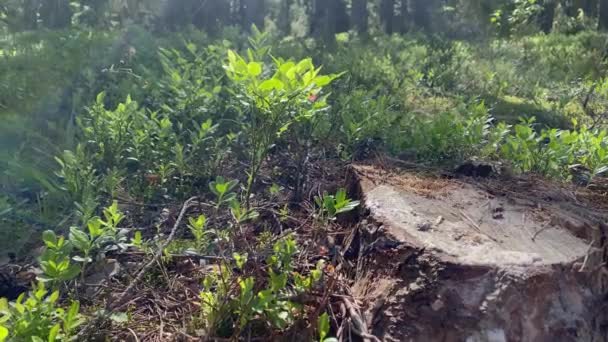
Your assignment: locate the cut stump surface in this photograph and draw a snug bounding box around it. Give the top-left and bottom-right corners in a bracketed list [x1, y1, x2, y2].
[349, 163, 608, 342]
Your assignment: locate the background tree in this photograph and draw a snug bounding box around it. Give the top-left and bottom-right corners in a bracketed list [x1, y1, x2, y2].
[379, 0, 395, 34]
[39, 0, 72, 29]
[539, 0, 557, 33]
[352, 0, 369, 34]
[600, 0, 608, 29]
[278, 0, 293, 35]
[309, 0, 348, 40]
[240, 0, 266, 30]
[411, 0, 432, 31]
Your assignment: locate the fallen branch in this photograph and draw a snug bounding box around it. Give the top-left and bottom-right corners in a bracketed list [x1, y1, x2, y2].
[458, 209, 500, 243]
[75, 197, 198, 340]
[342, 297, 381, 342]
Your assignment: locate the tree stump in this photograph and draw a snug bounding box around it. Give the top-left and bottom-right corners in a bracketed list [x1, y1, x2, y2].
[349, 164, 608, 342]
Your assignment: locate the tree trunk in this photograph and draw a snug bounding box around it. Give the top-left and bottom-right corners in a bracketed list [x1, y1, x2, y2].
[192, 0, 231, 35]
[599, 0, 608, 29]
[241, 0, 265, 31]
[330, 0, 349, 33]
[352, 0, 368, 34]
[22, 0, 39, 30]
[411, 0, 431, 31]
[570, 0, 598, 16]
[380, 0, 395, 34]
[40, 0, 72, 29]
[539, 0, 556, 33]
[278, 0, 293, 35]
[397, 0, 409, 33]
[579, 0, 597, 17]
[310, 0, 347, 40]
[310, 0, 327, 37]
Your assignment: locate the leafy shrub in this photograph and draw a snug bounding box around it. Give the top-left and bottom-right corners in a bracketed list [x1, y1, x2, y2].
[0, 282, 83, 342]
[501, 117, 608, 180]
[197, 235, 324, 338]
[225, 32, 340, 206]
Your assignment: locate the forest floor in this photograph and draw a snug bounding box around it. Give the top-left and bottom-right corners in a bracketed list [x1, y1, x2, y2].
[2, 156, 608, 341]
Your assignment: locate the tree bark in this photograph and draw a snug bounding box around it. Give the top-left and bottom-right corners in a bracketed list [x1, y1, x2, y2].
[599, 0, 608, 30]
[584, 0, 599, 17]
[310, 0, 348, 40]
[241, 0, 265, 31]
[539, 0, 556, 33]
[22, 0, 39, 30]
[278, 0, 293, 35]
[352, 0, 368, 34]
[411, 0, 431, 31]
[380, 0, 395, 34]
[40, 0, 72, 29]
[397, 0, 409, 33]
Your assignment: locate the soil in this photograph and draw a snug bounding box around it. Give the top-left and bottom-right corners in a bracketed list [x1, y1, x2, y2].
[348, 162, 608, 342]
[1, 158, 607, 341]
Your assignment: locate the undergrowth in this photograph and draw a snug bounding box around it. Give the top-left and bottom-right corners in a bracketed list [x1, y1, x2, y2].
[1, 11, 608, 342]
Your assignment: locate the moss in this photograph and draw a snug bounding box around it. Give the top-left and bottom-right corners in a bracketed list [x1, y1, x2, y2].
[486, 95, 571, 129]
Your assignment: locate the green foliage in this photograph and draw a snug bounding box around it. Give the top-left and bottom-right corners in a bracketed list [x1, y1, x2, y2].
[197, 235, 325, 338]
[314, 189, 360, 222]
[4, 7, 608, 341]
[39, 202, 128, 284]
[317, 312, 337, 342]
[225, 32, 340, 207]
[501, 118, 608, 179]
[209, 177, 239, 209]
[39, 231, 81, 284]
[188, 214, 209, 252]
[69, 202, 128, 280]
[0, 282, 83, 341]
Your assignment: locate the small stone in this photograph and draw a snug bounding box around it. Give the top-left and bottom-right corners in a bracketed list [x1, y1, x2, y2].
[431, 298, 444, 311]
[417, 221, 433, 232]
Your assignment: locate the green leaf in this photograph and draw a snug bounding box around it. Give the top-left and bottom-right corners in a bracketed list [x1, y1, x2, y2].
[48, 290, 60, 304]
[87, 217, 103, 238]
[233, 252, 248, 270]
[96, 92, 106, 105]
[0, 325, 7, 342]
[259, 79, 284, 91]
[132, 231, 142, 247]
[110, 312, 130, 323]
[318, 312, 330, 341]
[313, 75, 332, 87]
[48, 324, 60, 342]
[247, 62, 262, 77]
[65, 301, 81, 330]
[42, 230, 58, 248]
[269, 270, 287, 292]
[69, 227, 90, 252]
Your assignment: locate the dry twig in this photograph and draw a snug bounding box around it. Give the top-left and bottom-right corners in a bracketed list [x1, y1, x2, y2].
[75, 197, 198, 340]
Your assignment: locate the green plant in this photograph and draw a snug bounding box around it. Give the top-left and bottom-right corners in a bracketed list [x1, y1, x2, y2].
[314, 189, 360, 222]
[55, 146, 101, 223]
[0, 282, 83, 341]
[197, 235, 324, 338]
[39, 202, 128, 285]
[225, 33, 340, 208]
[317, 312, 337, 342]
[188, 214, 210, 252]
[500, 117, 608, 181]
[209, 176, 239, 209]
[39, 231, 80, 285]
[69, 201, 128, 281]
[229, 200, 260, 225]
